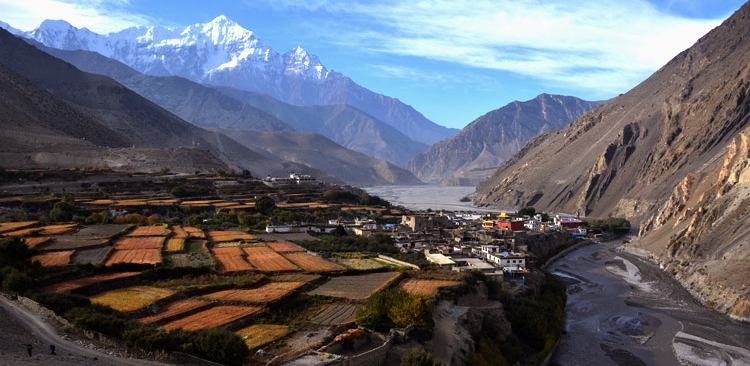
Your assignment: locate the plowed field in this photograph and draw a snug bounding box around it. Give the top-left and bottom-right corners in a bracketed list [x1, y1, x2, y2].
[104, 249, 162, 265]
[42, 272, 141, 293]
[243, 246, 299, 272]
[114, 236, 164, 250]
[267, 241, 305, 253]
[282, 252, 346, 272]
[138, 298, 213, 324]
[398, 279, 461, 297]
[310, 304, 358, 325]
[31, 250, 74, 266]
[164, 238, 185, 252]
[208, 230, 257, 242]
[128, 226, 169, 236]
[202, 282, 304, 303]
[307, 272, 401, 300]
[212, 246, 254, 273]
[161, 305, 261, 331]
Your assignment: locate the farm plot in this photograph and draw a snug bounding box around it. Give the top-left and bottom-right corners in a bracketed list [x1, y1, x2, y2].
[43, 236, 109, 251]
[138, 298, 213, 324]
[183, 226, 205, 238]
[70, 247, 111, 265]
[114, 236, 164, 250]
[161, 305, 261, 331]
[310, 304, 358, 325]
[243, 246, 299, 272]
[282, 252, 346, 272]
[42, 272, 140, 293]
[398, 279, 461, 297]
[104, 249, 162, 266]
[164, 238, 185, 252]
[236, 324, 291, 350]
[307, 272, 401, 301]
[208, 230, 257, 243]
[91, 286, 176, 312]
[23, 236, 50, 248]
[165, 252, 211, 268]
[128, 226, 169, 236]
[268, 273, 321, 283]
[267, 241, 305, 253]
[31, 250, 74, 266]
[201, 282, 305, 304]
[171, 225, 188, 239]
[75, 224, 132, 237]
[0, 221, 38, 235]
[335, 257, 389, 271]
[212, 246, 254, 273]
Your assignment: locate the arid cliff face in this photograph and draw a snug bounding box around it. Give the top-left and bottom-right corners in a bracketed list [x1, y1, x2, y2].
[475, 3, 750, 319]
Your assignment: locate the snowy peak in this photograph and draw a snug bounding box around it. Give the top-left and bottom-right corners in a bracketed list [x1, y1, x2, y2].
[283, 46, 328, 80]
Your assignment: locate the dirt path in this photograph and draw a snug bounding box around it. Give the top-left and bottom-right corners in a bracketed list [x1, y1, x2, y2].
[0, 294, 171, 366]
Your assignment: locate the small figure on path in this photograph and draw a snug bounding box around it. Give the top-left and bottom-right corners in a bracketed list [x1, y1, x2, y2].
[50, 344, 56, 355]
[26, 343, 32, 356]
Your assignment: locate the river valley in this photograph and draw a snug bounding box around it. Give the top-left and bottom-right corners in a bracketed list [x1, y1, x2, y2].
[549, 241, 750, 366]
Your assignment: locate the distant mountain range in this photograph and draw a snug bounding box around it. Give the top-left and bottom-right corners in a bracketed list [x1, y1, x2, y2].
[475, 3, 750, 320]
[13, 16, 457, 146]
[0, 28, 421, 185]
[406, 94, 602, 186]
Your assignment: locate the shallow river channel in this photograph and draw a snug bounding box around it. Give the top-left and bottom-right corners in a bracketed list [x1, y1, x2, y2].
[548, 241, 750, 366]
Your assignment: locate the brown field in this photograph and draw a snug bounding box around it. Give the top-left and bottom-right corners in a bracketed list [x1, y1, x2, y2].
[114, 236, 164, 250]
[31, 251, 74, 266]
[310, 304, 358, 325]
[128, 226, 169, 236]
[212, 202, 239, 208]
[42, 272, 141, 293]
[165, 252, 212, 268]
[23, 236, 51, 248]
[161, 305, 261, 331]
[268, 273, 321, 283]
[267, 241, 305, 253]
[276, 202, 330, 209]
[171, 225, 188, 239]
[91, 286, 176, 312]
[70, 247, 112, 265]
[5, 223, 77, 237]
[0, 221, 38, 234]
[2, 227, 42, 237]
[147, 199, 179, 205]
[398, 279, 462, 297]
[138, 298, 213, 324]
[212, 246, 254, 273]
[104, 249, 162, 266]
[75, 224, 132, 237]
[81, 199, 114, 205]
[208, 230, 257, 243]
[113, 200, 148, 207]
[201, 282, 304, 304]
[243, 246, 299, 272]
[183, 226, 205, 238]
[236, 324, 291, 350]
[179, 200, 223, 207]
[164, 238, 185, 252]
[282, 252, 346, 272]
[307, 272, 401, 300]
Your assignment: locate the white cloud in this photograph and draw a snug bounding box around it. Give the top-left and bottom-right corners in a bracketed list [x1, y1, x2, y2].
[269, 0, 728, 95]
[0, 0, 153, 33]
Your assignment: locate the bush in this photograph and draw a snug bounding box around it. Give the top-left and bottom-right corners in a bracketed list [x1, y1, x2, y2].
[357, 288, 428, 332]
[27, 291, 91, 316]
[124, 326, 249, 365]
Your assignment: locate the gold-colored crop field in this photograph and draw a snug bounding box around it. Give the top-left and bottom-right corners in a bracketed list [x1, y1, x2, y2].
[0, 221, 38, 234]
[236, 324, 291, 350]
[113, 200, 148, 207]
[212, 246, 254, 273]
[307, 272, 401, 300]
[91, 286, 175, 312]
[42, 272, 141, 293]
[267, 241, 305, 253]
[161, 305, 261, 331]
[104, 249, 162, 266]
[5, 223, 77, 237]
[31, 250, 74, 266]
[138, 298, 212, 324]
[23, 237, 50, 248]
[202, 282, 304, 303]
[243, 246, 298, 272]
[128, 226, 169, 236]
[282, 252, 346, 272]
[398, 279, 462, 297]
[114, 236, 164, 250]
[164, 238, 185, 253]
[208, 230, 257, 242]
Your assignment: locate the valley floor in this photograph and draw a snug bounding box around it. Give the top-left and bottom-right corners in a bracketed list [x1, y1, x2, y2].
[549, 241, 750, 366]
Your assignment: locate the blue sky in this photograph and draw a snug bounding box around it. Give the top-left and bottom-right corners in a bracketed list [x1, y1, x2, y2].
[1, 0, 745, 129]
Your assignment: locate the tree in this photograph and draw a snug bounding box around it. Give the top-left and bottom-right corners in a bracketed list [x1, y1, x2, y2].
[255, 196, 276, 216]
[402, 349, 444, 366]
[332, 225, 348, 237]
[0, 237, 32, 269]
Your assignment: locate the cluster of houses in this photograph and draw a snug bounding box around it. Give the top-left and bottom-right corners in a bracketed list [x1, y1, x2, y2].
[267, 210, 590, 280]
[262, 173, 319, 187]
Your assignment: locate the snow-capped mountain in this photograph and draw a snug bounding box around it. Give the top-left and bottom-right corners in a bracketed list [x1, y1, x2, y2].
[16, 16, 456, 145]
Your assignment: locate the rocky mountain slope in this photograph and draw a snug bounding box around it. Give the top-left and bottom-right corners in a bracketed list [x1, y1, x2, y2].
[406, 94, 601, 186]
[0, 28, 327, 177]
[474, 3, 750, 319]
[37, 46, 427, 166]
[14, 16, 457, 145]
